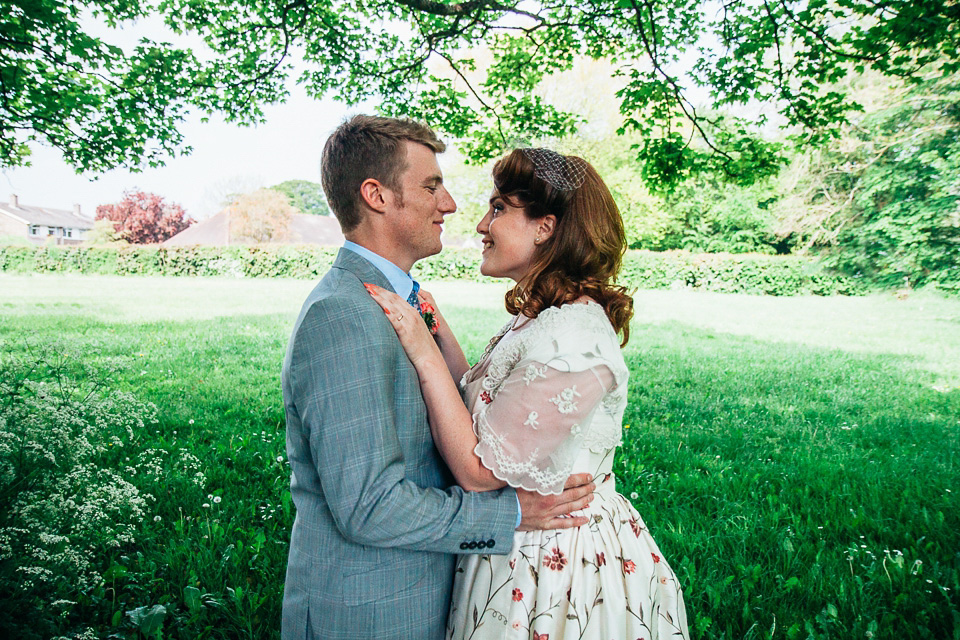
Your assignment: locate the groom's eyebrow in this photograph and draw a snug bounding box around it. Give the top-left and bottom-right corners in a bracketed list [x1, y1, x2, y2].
[423, 174, 443, 186]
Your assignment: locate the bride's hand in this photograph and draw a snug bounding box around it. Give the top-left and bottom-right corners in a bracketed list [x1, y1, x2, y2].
[364, 283, 440, 368]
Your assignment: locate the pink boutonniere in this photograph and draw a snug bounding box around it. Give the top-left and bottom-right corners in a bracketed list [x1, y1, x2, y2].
[420, 301, 438, 335]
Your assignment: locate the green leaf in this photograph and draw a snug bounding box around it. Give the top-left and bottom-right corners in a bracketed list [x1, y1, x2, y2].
[184, 585, 202, 612]
[126, 604, 166, 637]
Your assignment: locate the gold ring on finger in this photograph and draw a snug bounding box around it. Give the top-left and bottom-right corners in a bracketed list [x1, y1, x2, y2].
[396, 313, 404, 322]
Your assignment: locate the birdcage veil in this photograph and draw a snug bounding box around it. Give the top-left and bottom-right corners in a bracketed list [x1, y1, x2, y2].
[520, 148, 588, 191]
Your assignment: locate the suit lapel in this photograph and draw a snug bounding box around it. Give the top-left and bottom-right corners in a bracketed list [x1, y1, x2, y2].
[331, 248, 394, 293]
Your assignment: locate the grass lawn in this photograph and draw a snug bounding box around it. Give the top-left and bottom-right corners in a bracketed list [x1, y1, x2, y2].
[1, 274, 958, 640]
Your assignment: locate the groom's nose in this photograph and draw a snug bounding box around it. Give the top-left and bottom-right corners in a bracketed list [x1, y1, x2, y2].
[438, 185, 456, 214]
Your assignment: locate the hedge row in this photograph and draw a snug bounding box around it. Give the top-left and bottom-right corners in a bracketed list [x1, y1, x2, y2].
[0, 245, 340, 279]
[0, 245, 864, 295]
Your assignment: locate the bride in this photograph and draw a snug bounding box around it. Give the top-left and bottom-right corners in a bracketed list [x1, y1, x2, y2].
[367, 148, 689, 639]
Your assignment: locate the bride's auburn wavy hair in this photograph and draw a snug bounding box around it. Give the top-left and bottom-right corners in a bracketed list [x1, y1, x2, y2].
[493, 149, 634, 346]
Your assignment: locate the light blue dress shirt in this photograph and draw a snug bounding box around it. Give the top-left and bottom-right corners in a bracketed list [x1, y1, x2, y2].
[341, 241, 523, 528]
[342, 240, 415, 299]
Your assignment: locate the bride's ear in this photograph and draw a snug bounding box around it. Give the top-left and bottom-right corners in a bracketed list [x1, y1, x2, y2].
[538, 215, 557, 241]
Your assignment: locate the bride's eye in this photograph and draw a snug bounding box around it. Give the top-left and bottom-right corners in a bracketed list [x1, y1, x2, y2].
[491, 202, 504, 217]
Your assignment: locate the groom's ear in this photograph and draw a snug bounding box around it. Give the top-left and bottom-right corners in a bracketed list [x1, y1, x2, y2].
[359, 178, 390, 214]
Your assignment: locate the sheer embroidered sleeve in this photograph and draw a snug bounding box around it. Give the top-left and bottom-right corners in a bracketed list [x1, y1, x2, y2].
[471, 306, 623, 495]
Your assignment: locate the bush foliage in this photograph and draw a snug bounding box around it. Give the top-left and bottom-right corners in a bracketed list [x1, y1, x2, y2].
[0, 342, 207, 639]
[0, 245, 862, 296]
[96, 191, 193, 245]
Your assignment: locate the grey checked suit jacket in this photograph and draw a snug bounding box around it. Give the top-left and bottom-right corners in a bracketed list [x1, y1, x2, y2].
[281, 249, 518, 640]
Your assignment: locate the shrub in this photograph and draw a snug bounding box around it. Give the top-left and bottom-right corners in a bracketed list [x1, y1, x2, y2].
[0, 342, 205, 639]
[618, 250, 864, 295]
[0, 245, 864, 295]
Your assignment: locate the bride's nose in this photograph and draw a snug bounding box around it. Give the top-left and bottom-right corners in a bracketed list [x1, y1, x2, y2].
[476, 210, 491, 234]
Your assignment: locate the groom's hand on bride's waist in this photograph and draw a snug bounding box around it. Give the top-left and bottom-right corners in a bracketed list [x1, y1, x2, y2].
[515, 473, 595, 531]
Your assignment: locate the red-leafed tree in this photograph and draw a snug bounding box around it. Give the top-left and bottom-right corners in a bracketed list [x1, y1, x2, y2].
[96, 191, 193, 244]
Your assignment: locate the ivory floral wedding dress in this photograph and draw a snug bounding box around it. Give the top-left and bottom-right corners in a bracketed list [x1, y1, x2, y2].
[446, 301, 689, 640]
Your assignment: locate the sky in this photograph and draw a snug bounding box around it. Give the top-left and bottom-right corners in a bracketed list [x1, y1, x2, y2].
[0, 8, 623, 226]
[0, 86, 353, 221]
[0, 8, 708, 225]
[0, 9, 366, 222]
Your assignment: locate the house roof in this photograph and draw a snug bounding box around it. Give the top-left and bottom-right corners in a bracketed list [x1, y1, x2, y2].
[161, 209, 477, 248]
[161, 210, 347, 246]
[0, 199, 94, 230]
[289, 212, 347, 245]
[161, 210, 231, 246]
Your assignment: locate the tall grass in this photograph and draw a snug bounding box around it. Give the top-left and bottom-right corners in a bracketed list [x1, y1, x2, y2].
[0, 274, 957, 639]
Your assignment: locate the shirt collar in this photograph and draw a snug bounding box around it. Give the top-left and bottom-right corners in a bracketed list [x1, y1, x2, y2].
[342, 240, 415, 300]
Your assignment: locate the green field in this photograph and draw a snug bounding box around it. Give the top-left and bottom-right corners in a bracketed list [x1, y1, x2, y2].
[1, 274, 958, 639]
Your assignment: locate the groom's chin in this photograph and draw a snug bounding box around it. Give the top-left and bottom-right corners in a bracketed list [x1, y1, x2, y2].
[424, 240, 444, 259]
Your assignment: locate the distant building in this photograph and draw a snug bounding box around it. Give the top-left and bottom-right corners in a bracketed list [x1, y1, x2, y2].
[0, 194, 94, 245]
[161, 209, 478, 248]
[161, 210, 347, 247]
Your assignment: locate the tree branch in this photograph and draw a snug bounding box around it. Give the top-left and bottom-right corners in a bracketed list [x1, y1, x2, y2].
[627, 0, 738, 166]
[394, 0, 542, 22]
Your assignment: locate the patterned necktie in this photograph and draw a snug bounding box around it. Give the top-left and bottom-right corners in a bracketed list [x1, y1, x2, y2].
[406, 280, 421, 313]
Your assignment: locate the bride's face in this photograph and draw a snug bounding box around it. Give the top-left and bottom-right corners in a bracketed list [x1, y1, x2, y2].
[476, 189, 550, 282]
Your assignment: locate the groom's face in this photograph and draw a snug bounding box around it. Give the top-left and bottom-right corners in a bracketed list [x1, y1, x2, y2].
[388, 141, 456, 264]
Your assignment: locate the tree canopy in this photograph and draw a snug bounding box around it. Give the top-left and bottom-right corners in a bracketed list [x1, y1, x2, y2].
[2, 0, 958, 187]
[96, 191, 193, 244]
[226, 188, 295, 244]
[269, 180, 330, 216]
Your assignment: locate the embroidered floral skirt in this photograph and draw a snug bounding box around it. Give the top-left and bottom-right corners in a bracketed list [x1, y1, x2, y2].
[446, 484, 689, 640]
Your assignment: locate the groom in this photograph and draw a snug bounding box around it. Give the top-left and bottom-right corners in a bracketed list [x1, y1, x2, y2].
[280, 115, 594, 640]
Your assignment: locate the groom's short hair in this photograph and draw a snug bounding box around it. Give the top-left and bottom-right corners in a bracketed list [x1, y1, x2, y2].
[322, 115, 446, 233]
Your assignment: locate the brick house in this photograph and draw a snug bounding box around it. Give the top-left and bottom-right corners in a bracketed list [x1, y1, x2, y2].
[0, 194, 94, 245]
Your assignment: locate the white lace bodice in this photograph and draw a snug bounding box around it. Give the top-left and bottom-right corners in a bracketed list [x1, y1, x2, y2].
[460, 301, 629, 495]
